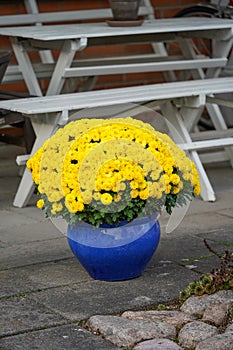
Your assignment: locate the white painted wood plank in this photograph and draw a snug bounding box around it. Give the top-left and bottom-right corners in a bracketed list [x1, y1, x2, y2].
[179, 138, 233, 151]
[200, 151, 229, 163]
[64, 58, 227, 77]
[16, 154, 30, 166]
[0, 77, 232, 115]
[191, 128, 233, 141]
[0, 18, 232, 41]
[3, 57, 227, 83]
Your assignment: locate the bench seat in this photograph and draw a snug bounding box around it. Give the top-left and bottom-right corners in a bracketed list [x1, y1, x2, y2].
[3, 55, 227, 83]
[3, 77, 233, 115]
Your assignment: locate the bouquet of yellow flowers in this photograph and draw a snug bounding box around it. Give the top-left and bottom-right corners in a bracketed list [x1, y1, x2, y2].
[27, 117, 200, 227]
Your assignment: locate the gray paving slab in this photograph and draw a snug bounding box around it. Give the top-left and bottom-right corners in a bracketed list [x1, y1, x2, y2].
[197, 228, 233, 246]
[0, 324, 117, 350]
[0, 258, 90, 298]
[0, 219, 62, 245]
[206, 165, 233, 190]
[27, 264, 198, 322]
[0, 236, 73, 269]
[1, 203, 45, 219]
[0, 209, 39, 229]
[0, 296, 67, 337]
[160, 210, 233, 237]
[0, 177, 18, 197]
[156, 234, 221, 264]
[181, 255, 220, 275]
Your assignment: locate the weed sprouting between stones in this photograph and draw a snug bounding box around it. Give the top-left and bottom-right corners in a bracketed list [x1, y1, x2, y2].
[179, 239, 233, 302]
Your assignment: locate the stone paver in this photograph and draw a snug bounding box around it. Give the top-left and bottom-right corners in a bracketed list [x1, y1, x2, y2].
[0, 297, 66, 337]
[226, 322, 233, 333]
[180, 290, 233, 317]
[0, 324, 117, 350]
[0, 236, 73, 269]
[26, 264, 199, 321]
[87, 315, 176, 348]
[134, 338, 184, 350]
[122, 310, 196, 327]
[202, 301, 230, 326]
[195, 333, 233, 350]
[0, 258, 89, 298]
[178, 321, 219, 349]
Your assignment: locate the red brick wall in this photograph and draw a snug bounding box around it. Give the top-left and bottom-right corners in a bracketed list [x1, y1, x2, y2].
[0, 0, 204, 93]
[0, 0, 203, 17]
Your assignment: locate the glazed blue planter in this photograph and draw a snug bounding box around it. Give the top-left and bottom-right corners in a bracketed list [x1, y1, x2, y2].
[67, 216, 160, 281]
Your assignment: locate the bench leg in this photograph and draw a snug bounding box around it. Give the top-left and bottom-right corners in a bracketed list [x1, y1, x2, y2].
[13, 169, 35, 208]
[206, 103, 233, 167]
[13, 113, 60, 208]
[160, 101, 216, 202]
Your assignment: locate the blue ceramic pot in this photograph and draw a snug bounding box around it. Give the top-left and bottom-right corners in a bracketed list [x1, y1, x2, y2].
[67, 216, 160, 281]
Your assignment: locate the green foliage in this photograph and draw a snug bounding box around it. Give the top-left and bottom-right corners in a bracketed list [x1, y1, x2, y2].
[74, 196, 148, 227]
[157, 303, 167, 310]
[40, 184, 194, 227]
[165, 185, 193, 215]
[35, 158, 197, 228]
[179, 239, 233, 302]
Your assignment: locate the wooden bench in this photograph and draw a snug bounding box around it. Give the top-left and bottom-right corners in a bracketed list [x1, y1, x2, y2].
[0, 77, 232, 207]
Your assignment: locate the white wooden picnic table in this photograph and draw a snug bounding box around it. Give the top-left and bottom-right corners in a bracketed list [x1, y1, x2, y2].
[1, 0, 164, 85]
[0, 17, 232, 206]
[0, 18, 232, 96]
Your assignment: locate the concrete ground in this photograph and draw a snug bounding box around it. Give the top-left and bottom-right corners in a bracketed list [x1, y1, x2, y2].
[0, 142, 233, 349]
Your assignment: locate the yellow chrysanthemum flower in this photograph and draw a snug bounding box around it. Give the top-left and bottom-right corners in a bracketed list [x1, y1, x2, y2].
[173, 186, 180, 195]
[130, 189, 139, 198]
[100, 193, 113, 205]
[36, 199, 45, 209]
[139, 188, 149, 200]
[170, 174, 180, 185]
[194, 184, 201, 196]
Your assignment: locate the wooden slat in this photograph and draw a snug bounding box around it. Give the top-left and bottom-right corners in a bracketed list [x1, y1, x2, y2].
[179, 137, 233, 151]
[3, 54, 176, 83]
[206, 96, 233, 109]
[191, 128, 233, 141]
[0, 77, 232, 115]
[4, 55, 226, 83]
[64, 58, 227, 77]
[0, 19, 233, 42]
[199, 151, 229, 163]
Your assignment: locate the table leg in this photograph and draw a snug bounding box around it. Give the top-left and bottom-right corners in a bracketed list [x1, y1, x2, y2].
[206, 103, 233, 167]
[46, 38, 87, 96]
[11, 37, 43, 96]
[24, 0, 54, 64]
